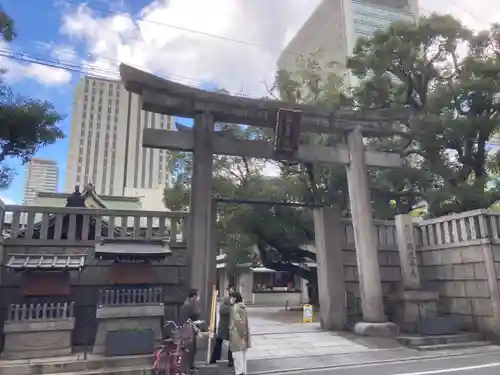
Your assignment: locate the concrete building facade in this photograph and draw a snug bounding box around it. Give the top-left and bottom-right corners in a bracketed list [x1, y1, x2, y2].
[277, 0, 419, 79]
[65, 77, 175, 196]
[23, 158, 58, 205]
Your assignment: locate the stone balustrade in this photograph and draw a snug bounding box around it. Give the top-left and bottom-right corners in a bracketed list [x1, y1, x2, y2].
[3, 302, 76, 359]
[416, 209, 489, 249]
[98, 287, 163, 306]
[340, 219, 397, 248]
[7, 302, 74, 322]
[412, 210, 500, 333]
[94, 287, 165, 354]
[1, 205, 189, 246]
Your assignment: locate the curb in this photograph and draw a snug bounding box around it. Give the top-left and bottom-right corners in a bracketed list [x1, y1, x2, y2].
[247, 346, 500, 374]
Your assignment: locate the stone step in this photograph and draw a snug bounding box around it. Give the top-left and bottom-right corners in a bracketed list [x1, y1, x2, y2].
[412, 341, 492, 351]
[396, 332, 483, 347]
[0, 355, 152, 375]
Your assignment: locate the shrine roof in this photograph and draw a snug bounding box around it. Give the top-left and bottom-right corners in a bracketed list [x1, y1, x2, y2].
[6, 254, 86, 270]
[119, 63, 409, 136]
[94, 239, 172, 258]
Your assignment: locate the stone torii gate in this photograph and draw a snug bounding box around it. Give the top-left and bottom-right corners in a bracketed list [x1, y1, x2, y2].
[119, 63, 408, 336]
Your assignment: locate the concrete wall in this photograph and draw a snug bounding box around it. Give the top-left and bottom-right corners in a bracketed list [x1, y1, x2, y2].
[340, 220, 402, 324]
[416, 211, 500, 333]
[0, 244, 188, 347]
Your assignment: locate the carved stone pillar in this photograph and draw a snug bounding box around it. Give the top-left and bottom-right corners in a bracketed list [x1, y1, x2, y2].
[346, 127, 398, 337]
[188, 112, 215, 316]
[394, 214, 438, 333]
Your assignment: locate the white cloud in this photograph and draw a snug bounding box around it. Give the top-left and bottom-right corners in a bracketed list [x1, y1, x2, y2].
[0, 196, 15, 205]
[60, 0, 319, 96]
[0, 42, 72, 86]
[59, 0, 500, 96]
[419, 0, 500, 30]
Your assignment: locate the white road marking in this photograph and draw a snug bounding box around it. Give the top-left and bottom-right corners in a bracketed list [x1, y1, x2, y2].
[392, 362, 500, 375]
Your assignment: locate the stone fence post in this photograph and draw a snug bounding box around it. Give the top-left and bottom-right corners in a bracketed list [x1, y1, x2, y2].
[395, 215, 421, 290]
[394, 214, 439, 332]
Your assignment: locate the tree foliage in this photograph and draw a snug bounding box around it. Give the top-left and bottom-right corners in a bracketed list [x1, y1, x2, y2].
[0, 10, 64, 187]
[165, 13, 500, 282]
[348, 14, 500, 216]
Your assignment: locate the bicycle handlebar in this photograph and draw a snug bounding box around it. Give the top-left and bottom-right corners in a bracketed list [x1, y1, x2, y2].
[163, 319, 205, 329]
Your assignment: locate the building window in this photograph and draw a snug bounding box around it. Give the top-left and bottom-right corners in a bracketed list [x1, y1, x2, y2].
[253, 271, 298, 292]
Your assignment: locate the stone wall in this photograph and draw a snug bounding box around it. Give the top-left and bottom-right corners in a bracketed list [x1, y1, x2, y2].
[416, 211, 500, 332]
[0, 244, 188, 347]
[341, 220, 402, 324]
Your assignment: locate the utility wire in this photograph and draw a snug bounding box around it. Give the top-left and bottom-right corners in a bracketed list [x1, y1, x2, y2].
[60, 0, 295, 57]
[0, 47, 263, 98]
[2, 0, 491, 98]
[60, 0, 490, 58]
[28, 41, 213, 88]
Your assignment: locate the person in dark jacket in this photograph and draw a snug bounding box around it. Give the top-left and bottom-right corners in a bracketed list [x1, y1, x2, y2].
[209, 297, 234, 366]
[180, 289, 201, 322]
[179, 289, 201, 372]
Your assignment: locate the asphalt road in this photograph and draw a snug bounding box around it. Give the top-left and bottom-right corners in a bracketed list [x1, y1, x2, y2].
[265, 350, 500, 375]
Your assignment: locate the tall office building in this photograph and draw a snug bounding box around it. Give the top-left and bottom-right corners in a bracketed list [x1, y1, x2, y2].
[278, 0, 419, 80]
[66, 77, 174, 196]
[24, 159, 58, 205]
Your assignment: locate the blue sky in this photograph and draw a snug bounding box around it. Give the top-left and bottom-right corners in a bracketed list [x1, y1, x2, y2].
[0, 0, 488, 205]
[0, 0, 147, 203]
[0, 0, 199, 204]
[0, 0, 312, 204]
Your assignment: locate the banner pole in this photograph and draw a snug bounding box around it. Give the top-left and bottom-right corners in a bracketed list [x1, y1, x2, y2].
[206, 284, 218, 364]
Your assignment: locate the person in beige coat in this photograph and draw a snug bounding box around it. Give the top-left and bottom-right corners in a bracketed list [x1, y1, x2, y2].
[228, 292, 250, 375]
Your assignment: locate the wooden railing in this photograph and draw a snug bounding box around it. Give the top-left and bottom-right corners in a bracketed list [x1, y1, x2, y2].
[98, 287, 163, 306]
[2, 205, 189, 246]
[7, 302, 75, 322]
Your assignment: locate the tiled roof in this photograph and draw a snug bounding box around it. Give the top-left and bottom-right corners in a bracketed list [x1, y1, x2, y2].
[6, 255, 86, 270]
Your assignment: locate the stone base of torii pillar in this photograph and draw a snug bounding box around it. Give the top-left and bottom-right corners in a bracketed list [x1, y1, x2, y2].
[353, 321, 399, 337]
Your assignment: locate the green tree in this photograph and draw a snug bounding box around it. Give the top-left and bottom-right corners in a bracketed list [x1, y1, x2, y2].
[0, 10, 64, 187]
[348, 14, 500, 216]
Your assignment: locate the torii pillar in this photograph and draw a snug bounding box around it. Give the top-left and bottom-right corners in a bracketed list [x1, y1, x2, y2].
[188, 112, 217, 316]
[346, 127, 398, 336]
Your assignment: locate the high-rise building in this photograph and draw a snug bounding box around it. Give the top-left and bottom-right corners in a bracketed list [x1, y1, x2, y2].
[24, 158, 58, 205]
[66, 77, 174, 196]
[277, 0, 419, 80]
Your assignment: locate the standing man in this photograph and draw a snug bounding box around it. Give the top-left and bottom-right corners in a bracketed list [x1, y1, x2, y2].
[180, 289, 201, 372]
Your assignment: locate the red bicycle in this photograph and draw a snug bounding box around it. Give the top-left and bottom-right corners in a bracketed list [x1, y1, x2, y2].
[153, 320, 203, 375]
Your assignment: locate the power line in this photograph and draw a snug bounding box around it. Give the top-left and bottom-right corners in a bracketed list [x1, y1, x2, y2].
[61, 0, 291, 57]
[0, 47, 263, 99]
[28, 41, 210, 88]
[61, 0, 489, 60]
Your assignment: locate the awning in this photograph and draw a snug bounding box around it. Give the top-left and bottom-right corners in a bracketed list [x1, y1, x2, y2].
[94, 241, 172, 257]
[6, 254, 86, 270]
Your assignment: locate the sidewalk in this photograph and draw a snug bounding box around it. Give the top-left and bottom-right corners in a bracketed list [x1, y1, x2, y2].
[216, 307, 500, 374]
[245, 307, 399, 361]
